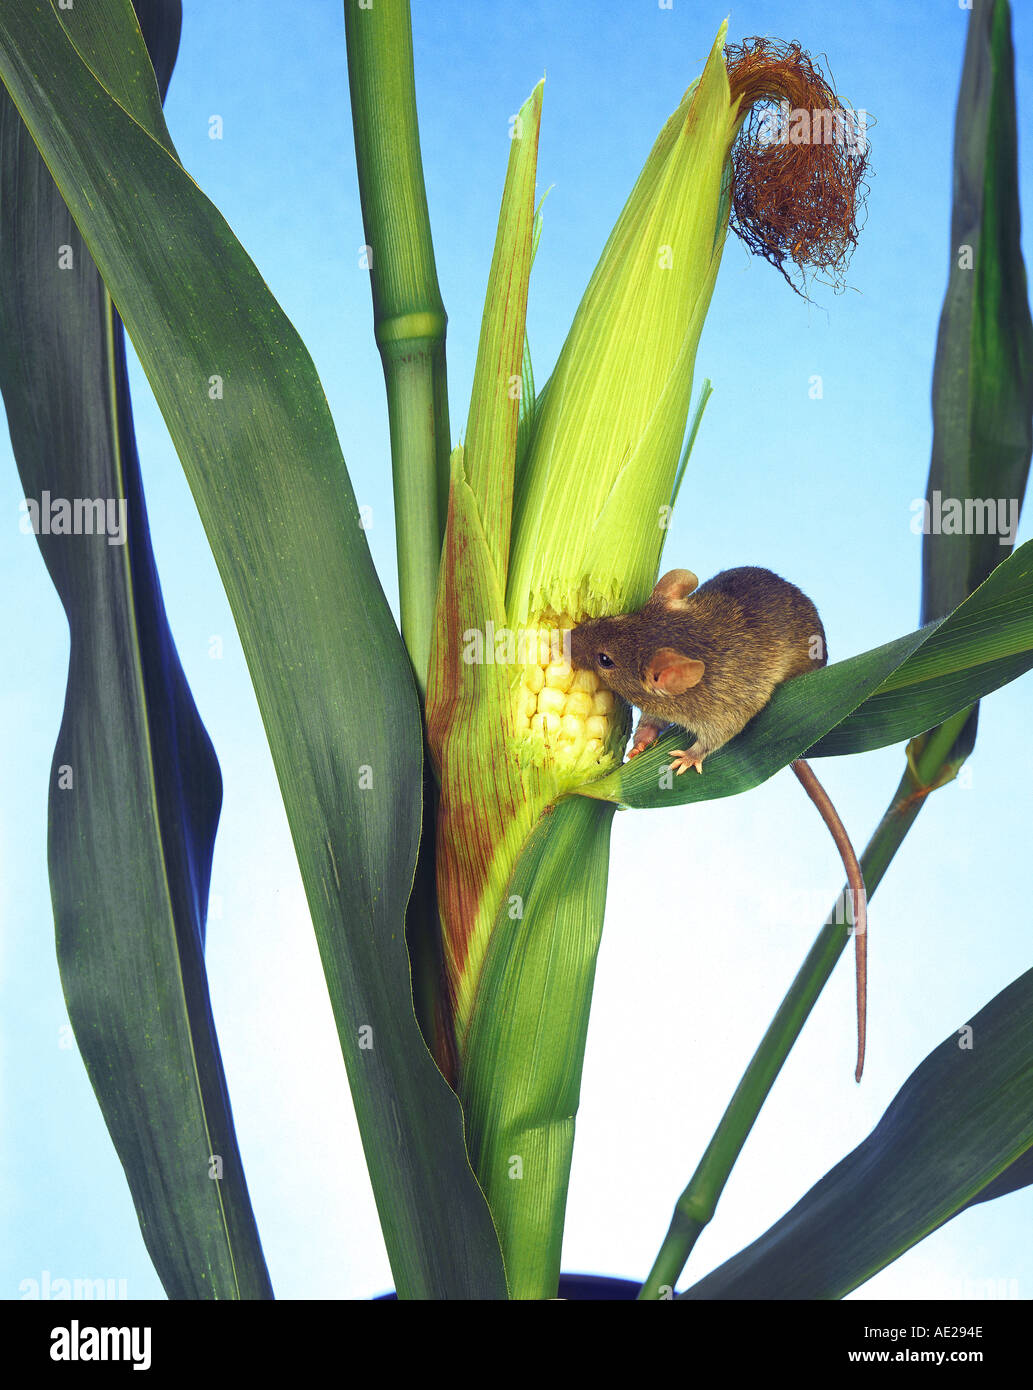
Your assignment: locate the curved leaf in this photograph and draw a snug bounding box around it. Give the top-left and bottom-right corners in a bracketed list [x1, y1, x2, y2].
[681, 968, 1033, 1300]
[0, 0, 506, 1299]
[581, 539, 1033, 807]
[0, 0, 271, 1301]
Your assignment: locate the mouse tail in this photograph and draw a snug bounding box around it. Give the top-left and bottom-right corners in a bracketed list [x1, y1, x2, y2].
[790, 757, 868, 1083]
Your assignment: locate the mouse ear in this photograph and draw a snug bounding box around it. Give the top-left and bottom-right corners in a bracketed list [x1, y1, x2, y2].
[645, 647, 705, 694]
[652, 568, 699, 608]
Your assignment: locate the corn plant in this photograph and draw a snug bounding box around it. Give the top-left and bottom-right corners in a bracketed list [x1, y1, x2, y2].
[2, 0, 1031, 1301]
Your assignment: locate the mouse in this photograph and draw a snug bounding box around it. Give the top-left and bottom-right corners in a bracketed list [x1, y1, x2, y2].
[569, 566, 869, 1082]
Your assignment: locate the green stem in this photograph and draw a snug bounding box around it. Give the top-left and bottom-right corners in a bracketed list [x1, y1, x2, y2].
[382, 343, 447, 694]
[638, 708, 974, 1300]
[344, 0, 450, 696]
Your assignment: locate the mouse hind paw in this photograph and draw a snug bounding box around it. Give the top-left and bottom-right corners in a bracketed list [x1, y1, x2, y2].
[669, 748, 705, 776]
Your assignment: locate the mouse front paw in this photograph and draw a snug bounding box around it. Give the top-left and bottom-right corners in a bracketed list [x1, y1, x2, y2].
[628, 720, 665, 758]
[669, 748, 705, 776]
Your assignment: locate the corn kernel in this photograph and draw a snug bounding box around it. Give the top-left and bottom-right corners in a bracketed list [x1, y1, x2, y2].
[537, 633, 553, 665]
[525, 664, 545, 694]
[557, 724, 586, 752]
[531, 710, 562, 737]
[537, 686, 566, 716]
[522, 690, 538, 719]
[592, 689, 615, 715]
[570, 669, 598, 693]
[544, 660, 574, 692]
[564, 690, 594, 718]
[585, 714, 607, 739]
[584, 738, 602, 756]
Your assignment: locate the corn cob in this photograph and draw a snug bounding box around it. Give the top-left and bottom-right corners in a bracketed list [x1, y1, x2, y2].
[510, 617, 623, 776]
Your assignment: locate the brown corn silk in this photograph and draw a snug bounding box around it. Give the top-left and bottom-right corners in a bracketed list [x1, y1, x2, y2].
[726, 38, 870, 293]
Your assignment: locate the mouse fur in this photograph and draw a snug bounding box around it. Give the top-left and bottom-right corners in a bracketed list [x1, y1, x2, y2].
[569, 566, 827, 760]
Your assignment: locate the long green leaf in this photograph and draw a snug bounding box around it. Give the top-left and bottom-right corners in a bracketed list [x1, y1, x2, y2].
[907, 0, 1033, 773]
[583, 539, 1033, 807]
[460, 794, 616, 1301]
[0, 0, 506, 1299]
[680, 968, 1033, 1300]
[922, 0, 1032, 627]
[0, 0, 271, 1300]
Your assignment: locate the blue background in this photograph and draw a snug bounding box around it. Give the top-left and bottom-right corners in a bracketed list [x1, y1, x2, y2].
[2, 0, 1031, 1299]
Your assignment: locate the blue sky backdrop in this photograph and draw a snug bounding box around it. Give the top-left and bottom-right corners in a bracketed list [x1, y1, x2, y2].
[2, 0, 1031, 1299]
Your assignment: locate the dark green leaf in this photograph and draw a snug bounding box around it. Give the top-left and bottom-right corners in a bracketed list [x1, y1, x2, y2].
[922, 0, 1033, 628]
[0, 0, 506, 1299]
[0, 0, 272, 1301]
[681, 969, 1033, 1300]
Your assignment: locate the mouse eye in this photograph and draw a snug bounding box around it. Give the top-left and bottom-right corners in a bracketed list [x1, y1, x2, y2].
[596, 652, 614, 669]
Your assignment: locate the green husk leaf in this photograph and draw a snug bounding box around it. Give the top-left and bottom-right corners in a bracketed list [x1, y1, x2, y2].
[464, 80, 543, 586]
[460, 794, 616, 1300]
[506, 24, 738, 628]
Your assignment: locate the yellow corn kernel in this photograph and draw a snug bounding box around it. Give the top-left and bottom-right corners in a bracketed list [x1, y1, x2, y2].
[569, 668, 598, 693]
[584, 737, 602, 757]
[564, 690, 594, 719]
[531, 710, 562, 737]
[544, 660, 574, 692]
[592, 688, 615, 715]
[525, 664, 545, 694]
[560, 713, 586, 738]
[537, 686, 566, 716]
[585, 714, 608, 739]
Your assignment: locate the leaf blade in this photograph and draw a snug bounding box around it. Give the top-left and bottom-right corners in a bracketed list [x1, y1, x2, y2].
[0, 0, 507, 1299]
[680, 969, 1033, 1300]
[0, 0, 272, 1299]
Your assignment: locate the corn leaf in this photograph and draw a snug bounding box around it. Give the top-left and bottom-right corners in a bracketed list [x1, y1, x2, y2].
[680, 967, 1033, 1300]
[906, 0, 1033, 777]
[583, 538, 1033, 807]
[0, 0, 271, 1300]
[922, 0, 1032, 628]
[0, 0, 506, 1299]
[460, 794, 616, 1300]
